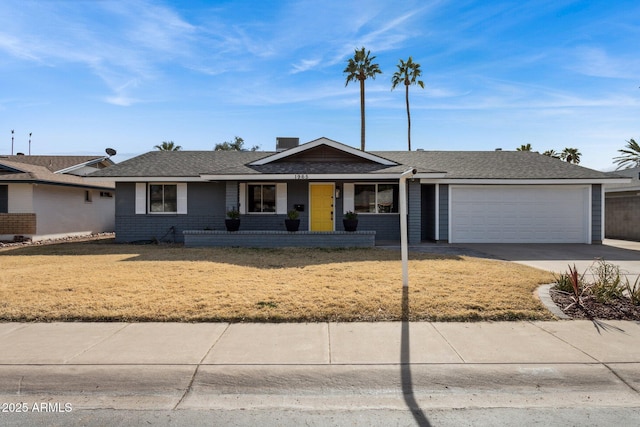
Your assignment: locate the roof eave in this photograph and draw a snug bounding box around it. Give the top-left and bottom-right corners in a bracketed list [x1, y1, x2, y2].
[421, 178, 631, 184]
[83, 176, 203, 182]
[0, 179, 114, 190]
[54, 156, 111, 174]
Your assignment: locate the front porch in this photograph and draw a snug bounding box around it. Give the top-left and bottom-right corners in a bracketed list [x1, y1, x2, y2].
[183, 230, 376, 248]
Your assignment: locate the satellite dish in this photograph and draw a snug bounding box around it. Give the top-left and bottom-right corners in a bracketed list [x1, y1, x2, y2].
[105, 148, 117, 157]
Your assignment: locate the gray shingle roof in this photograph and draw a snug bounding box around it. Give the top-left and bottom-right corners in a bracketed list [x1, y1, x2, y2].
[90, 151, 268, 177]
[605, 167, 640, 191]
[0, 155, 110, 173]
[89, 148, 616, 180]
[0, 160, 114, 189]
[378, 151, 614, 179]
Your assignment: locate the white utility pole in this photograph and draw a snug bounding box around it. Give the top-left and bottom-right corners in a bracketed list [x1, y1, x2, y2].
[399, 167, 417, 288]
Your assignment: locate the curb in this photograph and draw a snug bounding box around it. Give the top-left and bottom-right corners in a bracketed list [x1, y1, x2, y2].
[537, 284, 570, 319]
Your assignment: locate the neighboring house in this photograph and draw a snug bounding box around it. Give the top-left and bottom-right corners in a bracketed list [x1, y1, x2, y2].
[605, 167, 640, 241]
[0, 155, 116, 242]
[87, 137, 627, 246]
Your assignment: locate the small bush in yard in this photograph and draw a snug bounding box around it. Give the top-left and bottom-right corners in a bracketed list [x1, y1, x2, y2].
[553, 272, 575, 294]
[552, 264, 587, 310]
[626, 276, 640, 306]
[590, 259, 624, 303]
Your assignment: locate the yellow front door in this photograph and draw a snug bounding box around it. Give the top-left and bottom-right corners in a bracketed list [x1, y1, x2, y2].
[310, 184, 334, 231]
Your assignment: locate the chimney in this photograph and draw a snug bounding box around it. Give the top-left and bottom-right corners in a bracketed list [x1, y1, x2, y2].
[276, 137, 299, 152]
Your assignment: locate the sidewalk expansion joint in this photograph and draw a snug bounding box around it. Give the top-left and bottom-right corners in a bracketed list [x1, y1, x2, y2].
[604, 363, 640, 395]
[429, 323, 466, 363]
[528, 321, 599, 363]
[65, 323, 130, 364]
[173, 323, 231, 410]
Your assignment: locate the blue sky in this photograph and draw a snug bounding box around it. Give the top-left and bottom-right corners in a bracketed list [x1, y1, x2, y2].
[1, 0, 638, 171]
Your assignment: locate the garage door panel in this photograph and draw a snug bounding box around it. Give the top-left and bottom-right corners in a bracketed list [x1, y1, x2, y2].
[450, 186, 589, 243]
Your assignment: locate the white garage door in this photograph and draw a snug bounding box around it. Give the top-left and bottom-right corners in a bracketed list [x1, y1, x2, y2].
[450, 185, 590, 243]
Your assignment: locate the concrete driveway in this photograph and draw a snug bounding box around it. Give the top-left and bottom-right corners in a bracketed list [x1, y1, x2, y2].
[456, 239, 640, 282]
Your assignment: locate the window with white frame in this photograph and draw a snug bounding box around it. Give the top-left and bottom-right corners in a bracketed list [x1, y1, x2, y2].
[149, 184, 177, 213]
[354, 183, 399, 213]
[248, 184, 276, 213]
[135, 183, 186, 215]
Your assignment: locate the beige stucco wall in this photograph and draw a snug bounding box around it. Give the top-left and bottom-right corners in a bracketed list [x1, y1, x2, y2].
[30, 184, 115, 241]
[7, 183, 34, 213]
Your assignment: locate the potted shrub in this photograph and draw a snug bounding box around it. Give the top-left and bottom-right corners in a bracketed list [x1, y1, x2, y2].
[343, 210, 358, 232]
[284, 209, 300, 232]
[225, 207, 241, 232]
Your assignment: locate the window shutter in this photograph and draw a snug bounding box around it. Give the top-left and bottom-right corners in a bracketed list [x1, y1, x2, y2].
[343, 183, 354, 213]
[238, 183, 246, 214]
[135, 183, 146, 214]
[177, 183, 188, 214]
[276, 183, 287, 214]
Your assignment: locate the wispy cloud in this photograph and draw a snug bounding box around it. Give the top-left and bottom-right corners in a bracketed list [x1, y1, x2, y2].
[0, 0, 197, 106]
[567, 46, 639, 79]
[291, 58, 322, 74]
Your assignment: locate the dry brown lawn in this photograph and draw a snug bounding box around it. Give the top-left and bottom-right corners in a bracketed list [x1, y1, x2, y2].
[0, 240, 555, 322]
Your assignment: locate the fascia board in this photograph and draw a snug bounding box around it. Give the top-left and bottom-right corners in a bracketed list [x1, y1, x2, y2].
[605, 185, 640, 193]
[201, 172, 446, 181]
[83, 176, 204, 182]
[2, 179, 114, 190]
[200, 173, 442, 181]
[420, 178, 632, 185]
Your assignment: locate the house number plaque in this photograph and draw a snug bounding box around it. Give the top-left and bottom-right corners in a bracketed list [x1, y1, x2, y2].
[294, 174, 309, 180]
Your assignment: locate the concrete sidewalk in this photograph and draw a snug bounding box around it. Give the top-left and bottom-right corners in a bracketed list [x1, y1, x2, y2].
[1, 321, 639, 412]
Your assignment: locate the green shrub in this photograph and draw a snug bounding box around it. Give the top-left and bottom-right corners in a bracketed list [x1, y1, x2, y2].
[553, 272, 575, 294]
[590, 259, 624, 303]
[625, 276, 640, 306]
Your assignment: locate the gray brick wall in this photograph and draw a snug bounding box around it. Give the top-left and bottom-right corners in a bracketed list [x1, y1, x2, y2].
[115, 182, 136, 216]
[115, 182, 225, 243]
[115, 180, 410, 243]
[184, 230, 376, 248]
[605, 194, 640, 241]
[355, 215, 400, 241]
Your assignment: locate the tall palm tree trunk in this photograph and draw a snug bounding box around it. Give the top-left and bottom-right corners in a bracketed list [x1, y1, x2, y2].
[405, 84, 411, 151]
[360, 78, 366, 151]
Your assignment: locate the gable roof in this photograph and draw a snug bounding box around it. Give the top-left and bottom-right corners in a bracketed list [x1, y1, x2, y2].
[0, 155, 113, 174]
[249, 137, 397, 166]
[87, 139, 626, 183]
[0, 159, 114, 190]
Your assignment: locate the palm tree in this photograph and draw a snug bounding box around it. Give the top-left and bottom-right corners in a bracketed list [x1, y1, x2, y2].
[154, 141, 182, 151]
[542, 149, 561, 159]
[391, 57, 424, 151]
[516, 144, 532, 151]
[613, 138, 640, 169]
[344, 47, 382, 151]
[561, 147, 581, 164]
